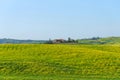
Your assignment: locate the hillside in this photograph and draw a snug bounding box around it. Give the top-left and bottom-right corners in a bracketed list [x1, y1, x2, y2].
[1, 37, 120, 44]
[77, 37, 120, 44]
[0, 38, 47, 44]
[0, 44, 120, 79]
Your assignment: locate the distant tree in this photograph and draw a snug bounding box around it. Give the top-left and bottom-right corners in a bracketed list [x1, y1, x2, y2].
[68, 37, 72, 42]
[91, 37, 100, 40]
[46, 38, 53, 44]
[67, 37, 76, 43]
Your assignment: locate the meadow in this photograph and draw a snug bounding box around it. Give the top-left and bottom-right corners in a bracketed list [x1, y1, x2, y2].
[0, 44, 120, 80]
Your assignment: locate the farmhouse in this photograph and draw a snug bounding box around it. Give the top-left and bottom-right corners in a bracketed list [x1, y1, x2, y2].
[52, 39, 66, 43]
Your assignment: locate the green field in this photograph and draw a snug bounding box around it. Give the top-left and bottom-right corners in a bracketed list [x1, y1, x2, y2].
[0, 44, 120, 80]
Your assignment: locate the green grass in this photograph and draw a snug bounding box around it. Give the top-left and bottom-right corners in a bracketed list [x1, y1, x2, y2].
[0, 44, 120, 80]
[77, 37, 120, 44]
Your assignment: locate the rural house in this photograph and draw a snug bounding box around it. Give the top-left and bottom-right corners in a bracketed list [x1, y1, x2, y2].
[52, 39, 66, 43]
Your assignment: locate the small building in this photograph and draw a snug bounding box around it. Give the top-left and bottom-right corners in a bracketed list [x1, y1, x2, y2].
[52, 39, 66, 43]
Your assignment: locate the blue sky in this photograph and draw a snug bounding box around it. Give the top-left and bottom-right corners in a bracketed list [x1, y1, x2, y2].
[0, 0, 120, 40]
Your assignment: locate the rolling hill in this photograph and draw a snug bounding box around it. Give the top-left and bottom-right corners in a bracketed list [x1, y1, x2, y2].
[77, 37, 120, 44]
[1, 37, 120, 44]
[0, 38, 47, 44]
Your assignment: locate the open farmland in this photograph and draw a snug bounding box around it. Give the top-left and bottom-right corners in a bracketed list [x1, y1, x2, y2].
[0, 44, 120, 80]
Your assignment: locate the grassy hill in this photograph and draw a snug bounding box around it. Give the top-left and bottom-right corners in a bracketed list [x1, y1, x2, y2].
[0, 44, 120, 79]
[1, 36, 120, 44]
[77, 37, 120, 44]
